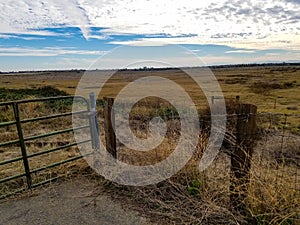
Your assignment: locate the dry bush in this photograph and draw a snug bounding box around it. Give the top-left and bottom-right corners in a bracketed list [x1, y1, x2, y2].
[98, 142, 299, 224]
[250, 81, 297, 95]
[247, 157, 299, 224]
[96, 104, 299, 224]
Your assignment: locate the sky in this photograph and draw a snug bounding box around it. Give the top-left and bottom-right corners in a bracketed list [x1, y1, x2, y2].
[0, 0, 299, 71]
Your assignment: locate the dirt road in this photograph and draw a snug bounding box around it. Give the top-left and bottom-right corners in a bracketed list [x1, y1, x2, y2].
[0, 176, 151, 225]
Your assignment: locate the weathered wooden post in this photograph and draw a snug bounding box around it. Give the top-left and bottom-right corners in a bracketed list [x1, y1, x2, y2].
[103, 97, 117, 159]
[230, 103, 257, 213]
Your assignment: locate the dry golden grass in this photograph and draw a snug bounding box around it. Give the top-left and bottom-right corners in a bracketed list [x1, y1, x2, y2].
[95, 111, 299, 224]
[1, 65, 299, 112]
[0, 65, 299, 223]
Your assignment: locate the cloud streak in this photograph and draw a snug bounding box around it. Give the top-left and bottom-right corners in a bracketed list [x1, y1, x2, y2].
[225, 50, 256, 54]
[0, 46, 107, 57]
[0, 0, 299, 50]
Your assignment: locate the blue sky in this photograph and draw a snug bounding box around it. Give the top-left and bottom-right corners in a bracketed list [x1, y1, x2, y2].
[0, 0, 299, 71]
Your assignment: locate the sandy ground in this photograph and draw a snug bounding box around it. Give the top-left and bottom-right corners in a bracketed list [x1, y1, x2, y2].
[0, 176, 151, 225]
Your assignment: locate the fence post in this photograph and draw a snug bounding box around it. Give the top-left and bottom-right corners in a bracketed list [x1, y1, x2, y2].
[103, 97, 117, 159]
[211, 96, 215, 105]
[230, 103, 257, 213]
[89, 92, 100, 151]
[13, 102, 32, 189]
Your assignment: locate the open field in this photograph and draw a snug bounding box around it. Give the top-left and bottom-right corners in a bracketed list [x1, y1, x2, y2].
[1, 65, 300, 112]
[0, 64, 299, 224]
[1, 65, 299, 132]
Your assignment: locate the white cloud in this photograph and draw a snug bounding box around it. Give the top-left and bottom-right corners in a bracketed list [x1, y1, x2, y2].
[109, 40, 168, 47]
[42, 57, 97, 69]
[0, 0, 299, 49]
[0, 34, 45, 40]
[1, 57, 97, 71]
[192, 51, 300, 65]
[265, 53, 281, 56]
[0, 0, 90, 37]
[0, 46, 107, 56]
[225, 50, 256, 54]
[109, 34, 300, 51]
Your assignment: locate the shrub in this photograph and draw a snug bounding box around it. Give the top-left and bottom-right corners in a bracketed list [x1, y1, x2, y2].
[250, 81, 297, 95]
[0, 86, 69, 102]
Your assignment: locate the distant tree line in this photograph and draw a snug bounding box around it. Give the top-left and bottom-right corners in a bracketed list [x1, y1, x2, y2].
[208, 62, 300, 69]
[1, 62, 300, 74]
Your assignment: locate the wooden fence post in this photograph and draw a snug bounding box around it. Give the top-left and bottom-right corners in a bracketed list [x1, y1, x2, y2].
[230, 103, 257, 213]
[103, 97, 117, 159]
[211, 96, 215, 105]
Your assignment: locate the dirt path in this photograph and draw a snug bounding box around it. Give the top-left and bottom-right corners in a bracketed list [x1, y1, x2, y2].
[0, 177, 151, 225]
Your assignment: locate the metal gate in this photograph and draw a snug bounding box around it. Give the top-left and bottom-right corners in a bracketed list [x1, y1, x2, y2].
[0, 93, 99, 199]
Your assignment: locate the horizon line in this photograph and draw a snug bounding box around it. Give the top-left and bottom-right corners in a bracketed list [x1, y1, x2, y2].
[1, 62, 300, 74]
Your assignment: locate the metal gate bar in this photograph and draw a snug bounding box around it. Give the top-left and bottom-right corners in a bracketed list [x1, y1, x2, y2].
[0, 93, 99, 199]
